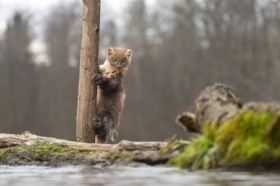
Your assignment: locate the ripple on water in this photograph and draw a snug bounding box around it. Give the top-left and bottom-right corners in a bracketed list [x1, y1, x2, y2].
[0, 165, 280, 186]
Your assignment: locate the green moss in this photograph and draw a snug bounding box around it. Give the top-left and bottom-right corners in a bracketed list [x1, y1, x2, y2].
[106, 151, 118, 162]
[105, 151, 135, 163]
[10, 144, 78, 162]
[214, 111, 280, 165]
[169, 134, 219, 169]
[121, 151, 134, 159]
[171, 110, 280, 169]
[20, 144, 73, 155]
[267, 113, 280, 146]
[0, 150, 6, 161]
[0, 143, 83, 165]
[159, 135, 185, 155]
[202, 121, 218, 141]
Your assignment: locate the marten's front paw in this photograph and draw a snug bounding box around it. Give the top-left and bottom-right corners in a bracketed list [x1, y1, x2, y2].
[92, 74, 103, 85]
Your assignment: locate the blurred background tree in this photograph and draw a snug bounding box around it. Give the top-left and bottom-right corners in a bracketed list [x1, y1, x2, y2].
[0, 0, 280, 142]
[0, 12, 37, 134]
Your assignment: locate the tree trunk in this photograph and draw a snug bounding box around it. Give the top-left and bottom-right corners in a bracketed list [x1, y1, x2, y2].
[76, 0, 100, 143]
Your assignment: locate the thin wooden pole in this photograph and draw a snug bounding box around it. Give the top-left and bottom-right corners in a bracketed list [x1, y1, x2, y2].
[76, 0, 100, 142]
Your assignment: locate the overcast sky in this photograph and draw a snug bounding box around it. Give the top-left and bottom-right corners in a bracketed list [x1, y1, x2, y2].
[0, 0, 129, 63]
[0, 0, 156, 33]
[0, 0, 155, 62]
[0, 0, 128, 33]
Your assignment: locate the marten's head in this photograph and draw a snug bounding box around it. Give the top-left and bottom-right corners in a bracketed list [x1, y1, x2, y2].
[107, 47, 132, 69]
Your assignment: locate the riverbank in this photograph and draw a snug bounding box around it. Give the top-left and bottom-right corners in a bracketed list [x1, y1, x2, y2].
[2, 83, 280, 170]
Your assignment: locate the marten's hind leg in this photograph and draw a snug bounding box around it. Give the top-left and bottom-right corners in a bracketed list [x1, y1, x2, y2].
[93, 115, 113, 144]
[95, 134, 107, 144]
[93, 115, 108, 143]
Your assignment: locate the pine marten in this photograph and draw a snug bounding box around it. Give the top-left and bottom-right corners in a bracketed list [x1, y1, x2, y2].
[92, 47, 132, 143]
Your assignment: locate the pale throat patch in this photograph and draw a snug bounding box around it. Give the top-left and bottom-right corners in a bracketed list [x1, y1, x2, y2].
[100, 60, 127, 78]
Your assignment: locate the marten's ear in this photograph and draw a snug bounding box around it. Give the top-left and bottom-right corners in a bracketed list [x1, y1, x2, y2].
[108, 47, 115, 55]
[126, 49, 132, 57]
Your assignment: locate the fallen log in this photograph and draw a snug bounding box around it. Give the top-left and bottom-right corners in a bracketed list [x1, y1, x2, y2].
[0, 131, 189, 166]
[173, 83, 280, 170]
[0, 131, 167, 151]
[176, 83, 280, 133]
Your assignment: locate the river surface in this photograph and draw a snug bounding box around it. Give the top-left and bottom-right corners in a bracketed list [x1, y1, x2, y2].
[0, 165, 280, 186]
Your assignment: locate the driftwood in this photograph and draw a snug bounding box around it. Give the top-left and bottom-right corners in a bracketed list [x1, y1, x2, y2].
[0, 132, 167, 152]
[0, 132, 190, 166]
[176, 83, 280, 133]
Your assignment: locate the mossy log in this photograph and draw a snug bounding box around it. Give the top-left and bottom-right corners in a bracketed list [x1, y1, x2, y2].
[176, 83, 280, 133]
[173, 83, 280, 170]
[0, 132, 189, 166]
[0, 131, 167, 151]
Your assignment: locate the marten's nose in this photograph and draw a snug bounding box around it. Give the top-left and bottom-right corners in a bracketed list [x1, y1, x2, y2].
[117, 64, 122, 69]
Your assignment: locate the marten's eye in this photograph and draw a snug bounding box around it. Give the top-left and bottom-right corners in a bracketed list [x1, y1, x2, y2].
[122, 58, 126, 63]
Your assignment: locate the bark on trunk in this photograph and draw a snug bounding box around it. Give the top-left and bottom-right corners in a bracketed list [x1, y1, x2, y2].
[76, 0, 100, 143]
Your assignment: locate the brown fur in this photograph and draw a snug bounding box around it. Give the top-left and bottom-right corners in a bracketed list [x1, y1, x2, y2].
[92, 47, 132, 143]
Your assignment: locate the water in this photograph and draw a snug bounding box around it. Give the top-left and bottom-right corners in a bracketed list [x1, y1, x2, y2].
[0, 165, 280, 186]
